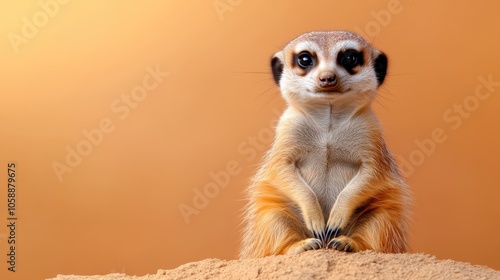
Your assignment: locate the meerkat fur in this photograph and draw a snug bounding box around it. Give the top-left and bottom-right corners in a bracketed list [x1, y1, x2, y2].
[240, 31, 411, 259]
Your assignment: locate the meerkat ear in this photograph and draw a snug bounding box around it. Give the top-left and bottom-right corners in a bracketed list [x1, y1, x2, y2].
[271, 51, 284, 86]
[373, 50, 388, 86]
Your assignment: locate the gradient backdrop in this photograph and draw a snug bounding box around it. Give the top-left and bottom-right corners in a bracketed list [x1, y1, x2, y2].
[1, 1, 499, 279]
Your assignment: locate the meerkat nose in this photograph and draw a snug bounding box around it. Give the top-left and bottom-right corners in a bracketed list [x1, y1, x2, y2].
[318, 71, 338, 88]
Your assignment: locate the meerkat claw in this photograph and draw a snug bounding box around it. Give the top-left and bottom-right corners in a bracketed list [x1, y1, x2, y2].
[333, 226, 341, 238]
[344, 244, 351, 252]
[304, 238, 323, 251]
[328, 239, 341, 250]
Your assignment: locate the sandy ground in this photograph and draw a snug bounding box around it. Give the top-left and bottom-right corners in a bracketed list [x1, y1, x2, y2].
[49, 250, 500, 280]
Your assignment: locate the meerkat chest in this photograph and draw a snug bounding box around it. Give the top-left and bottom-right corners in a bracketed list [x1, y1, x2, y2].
[295, 112, 366, 168]
[290, 111, 370, 213]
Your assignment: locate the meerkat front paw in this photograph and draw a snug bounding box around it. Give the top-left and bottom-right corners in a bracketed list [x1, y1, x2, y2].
[325, 216, 347, 245]
[286, 238, 323, 255]
[311, 223, 326, 244]
[305, 211, 326, 244]
[327, 236, 360, 252]
[324, 223, 342, 243]
[325, 206, 350, 245]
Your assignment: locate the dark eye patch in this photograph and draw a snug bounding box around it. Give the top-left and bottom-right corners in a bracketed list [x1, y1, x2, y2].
[292, 51, 316, 74]
[337, 49, 364, 74]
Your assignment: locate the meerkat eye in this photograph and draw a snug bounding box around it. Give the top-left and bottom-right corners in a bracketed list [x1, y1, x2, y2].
[338, 49, 363, 71]
[297, 52, 314, 69]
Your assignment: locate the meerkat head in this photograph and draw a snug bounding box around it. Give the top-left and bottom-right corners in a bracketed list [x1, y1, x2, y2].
[271, 31, 388, 108]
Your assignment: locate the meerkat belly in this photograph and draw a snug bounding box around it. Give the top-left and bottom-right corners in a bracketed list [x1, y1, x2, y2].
[297, 142, 361, 219]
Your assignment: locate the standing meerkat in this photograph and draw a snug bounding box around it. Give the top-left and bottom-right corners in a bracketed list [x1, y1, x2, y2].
[240, 31, 411, 259]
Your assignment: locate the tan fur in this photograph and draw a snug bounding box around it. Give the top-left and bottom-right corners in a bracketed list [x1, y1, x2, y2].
[240, 31, 411, 259]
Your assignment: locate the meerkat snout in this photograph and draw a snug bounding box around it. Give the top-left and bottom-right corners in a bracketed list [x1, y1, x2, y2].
[318, 71, 338, 89]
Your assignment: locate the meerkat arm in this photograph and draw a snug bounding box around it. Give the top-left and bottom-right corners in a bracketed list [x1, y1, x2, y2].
[267, 161, 327, 242]
[241, 160, 327, 257]
[325, 163, 378, 240]
[324, 161, 409, 252]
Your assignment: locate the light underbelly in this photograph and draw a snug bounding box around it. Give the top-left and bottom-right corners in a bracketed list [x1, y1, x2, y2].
[297, 151, 360, 219]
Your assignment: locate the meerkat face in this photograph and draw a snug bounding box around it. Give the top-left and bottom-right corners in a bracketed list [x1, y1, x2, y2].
[271, 31, 388, 106]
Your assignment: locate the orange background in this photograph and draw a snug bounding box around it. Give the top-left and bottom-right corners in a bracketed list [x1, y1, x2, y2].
[1, 1, 500, 279]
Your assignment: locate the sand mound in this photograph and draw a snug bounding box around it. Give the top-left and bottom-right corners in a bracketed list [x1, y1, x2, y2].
[50, 250, 499, 280]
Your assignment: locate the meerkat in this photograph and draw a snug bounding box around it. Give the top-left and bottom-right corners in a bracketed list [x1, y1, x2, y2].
[240, 31, 411, 259]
